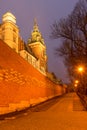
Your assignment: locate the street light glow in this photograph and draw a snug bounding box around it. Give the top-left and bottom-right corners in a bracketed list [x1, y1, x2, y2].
[78, 67, 83, 72]
[75, 80, 79, 84]
[74, 84, 78, 87]
[77, 66, 84, 73]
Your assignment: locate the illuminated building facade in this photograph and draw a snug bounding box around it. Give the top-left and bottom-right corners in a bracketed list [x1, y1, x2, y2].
[0, 12, 47, 75]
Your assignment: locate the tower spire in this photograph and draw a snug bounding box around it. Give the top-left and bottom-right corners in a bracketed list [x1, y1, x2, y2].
[34, 18, 37, 26]
[33, 18, 39, 32]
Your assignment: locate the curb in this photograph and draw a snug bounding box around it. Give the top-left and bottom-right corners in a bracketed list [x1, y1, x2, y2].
[0, 107, 29, 120]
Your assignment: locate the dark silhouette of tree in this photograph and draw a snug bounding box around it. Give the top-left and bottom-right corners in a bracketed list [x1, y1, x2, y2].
[50, 0, 87, 95]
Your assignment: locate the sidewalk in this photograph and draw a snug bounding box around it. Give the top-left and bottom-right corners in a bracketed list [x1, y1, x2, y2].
[0, 93, 87, 130]
[73, 93, 85, 111]
[0, 93, 86, 121]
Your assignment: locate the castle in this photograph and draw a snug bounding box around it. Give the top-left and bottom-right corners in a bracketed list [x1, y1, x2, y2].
[0, 12, 47, 75]
[0, 12, 67, 115]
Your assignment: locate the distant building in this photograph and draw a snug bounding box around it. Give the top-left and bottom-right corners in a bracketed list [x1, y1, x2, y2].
[0, 12, 47, 75]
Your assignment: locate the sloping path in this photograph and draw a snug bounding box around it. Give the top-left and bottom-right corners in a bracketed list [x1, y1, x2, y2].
[0, 93, 87, 130]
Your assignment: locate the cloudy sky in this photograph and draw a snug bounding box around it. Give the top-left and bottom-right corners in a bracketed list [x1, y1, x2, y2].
[0, 0, 78, 83]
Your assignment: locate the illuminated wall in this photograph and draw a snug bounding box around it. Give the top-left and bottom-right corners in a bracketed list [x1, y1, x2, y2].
[0, 40, 66, 114]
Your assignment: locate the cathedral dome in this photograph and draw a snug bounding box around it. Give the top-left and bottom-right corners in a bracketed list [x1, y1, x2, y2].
[2, 11, 16, 24]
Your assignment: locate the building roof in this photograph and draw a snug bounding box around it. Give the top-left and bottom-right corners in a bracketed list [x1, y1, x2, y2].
[27, 18, 45, 45]
[2, 11, 16, 24]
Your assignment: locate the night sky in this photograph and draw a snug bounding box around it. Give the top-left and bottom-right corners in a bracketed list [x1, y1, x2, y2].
[0, 0, 78, 83]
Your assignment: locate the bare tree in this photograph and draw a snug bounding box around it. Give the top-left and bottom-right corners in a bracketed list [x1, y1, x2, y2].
[50, 0, 87, 94]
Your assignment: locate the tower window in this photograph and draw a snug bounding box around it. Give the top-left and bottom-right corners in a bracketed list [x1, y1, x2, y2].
[2, 27, 5, 31]
[13, 29, 16, 33]
[2, 35, 4, 40]
[13, 36, 16, 43]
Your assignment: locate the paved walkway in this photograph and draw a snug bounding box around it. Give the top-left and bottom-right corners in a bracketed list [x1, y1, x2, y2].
[0, 93, 87, 130]
[73, 93, 85, 111]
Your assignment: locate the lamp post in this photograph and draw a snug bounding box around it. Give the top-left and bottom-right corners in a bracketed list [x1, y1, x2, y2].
[77, 65, 84, 94]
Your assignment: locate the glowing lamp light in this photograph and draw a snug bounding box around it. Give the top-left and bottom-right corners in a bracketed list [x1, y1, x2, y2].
[74, 84, 78, 87]
[75, 80, 79, 84]
[77, 66, 84, 73]
[78, 67, 83, 72]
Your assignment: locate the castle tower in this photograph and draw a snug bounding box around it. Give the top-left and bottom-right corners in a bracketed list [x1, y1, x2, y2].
[27, 19, 47, 72]
[0, 11, 19, 52]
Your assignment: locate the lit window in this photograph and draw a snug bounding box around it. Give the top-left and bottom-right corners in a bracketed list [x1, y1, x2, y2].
[13, 29, 16, 33]
[2, 35, 4, 40]
[2, 27, 5, 31]
[13, 36, 16, 42]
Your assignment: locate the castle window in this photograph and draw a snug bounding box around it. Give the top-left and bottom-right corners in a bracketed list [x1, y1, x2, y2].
[35, 62, 39, 69]
[26, 54, 28, 61]
[2, 35, 4, 40]
[32, 59, 36, 67]
[28, 56, 32, 63]
[2, 27, 5, 31]
[13, 36, 16, 43]
[13, 29, 16, 33]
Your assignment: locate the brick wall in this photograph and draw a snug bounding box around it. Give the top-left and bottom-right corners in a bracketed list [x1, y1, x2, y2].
[0, 40, 66, 114]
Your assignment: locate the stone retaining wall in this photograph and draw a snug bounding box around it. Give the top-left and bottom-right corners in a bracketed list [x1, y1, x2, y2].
[0, 40, 66, 114]
[0, 68, 65, 114]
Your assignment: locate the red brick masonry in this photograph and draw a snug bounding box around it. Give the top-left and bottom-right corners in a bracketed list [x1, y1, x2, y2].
[0, 40, 66, 113]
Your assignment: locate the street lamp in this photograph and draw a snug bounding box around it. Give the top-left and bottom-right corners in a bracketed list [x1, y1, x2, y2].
[77, 66, 84, 82]
[77, 66, 84, 83]
[75, 80, 79, 84]
[77, 66, 84, 81]
[77, 66, 84, 74]
[76, 65, 85, 94]
[74, 80, 79, 90]
[74, 83, 78, 87]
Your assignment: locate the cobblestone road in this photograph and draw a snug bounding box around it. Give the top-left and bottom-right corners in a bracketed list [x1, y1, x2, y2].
[0, 93, 87, 130]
